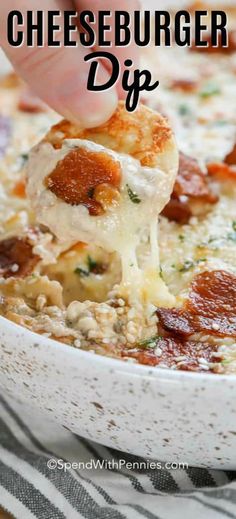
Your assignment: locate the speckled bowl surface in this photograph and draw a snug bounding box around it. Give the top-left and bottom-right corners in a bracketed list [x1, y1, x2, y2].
[0, 316, 235, 469]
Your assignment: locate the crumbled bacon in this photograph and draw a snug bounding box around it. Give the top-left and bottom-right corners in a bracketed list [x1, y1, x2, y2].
[0, 236, 39, 278]
[122, 349, 159, 367]
[162, 152, 218, 223]
[170, 79, 198, 92]
[122, 338, 217, 372]
[207, 162, 236, 181]
[12, 178, 26, 198]
[188, 270, 236, 317]
[225, 143, 236, 166]
[46, 147, 121, 216]
[138, 270, 236, 371]
[156, 308, 195, 338]
[18, 88, 47, 113]
[157, 271, 236, 339]
[161, 198, 192, 224]
[191, 30, 236, 54]
[175, 153, 215, 199]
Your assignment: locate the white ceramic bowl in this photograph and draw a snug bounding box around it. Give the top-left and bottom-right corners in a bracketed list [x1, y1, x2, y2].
[0, 315, 235, 469]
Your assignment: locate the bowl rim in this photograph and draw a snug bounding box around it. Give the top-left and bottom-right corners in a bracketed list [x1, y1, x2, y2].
[1, 314, 235, 383]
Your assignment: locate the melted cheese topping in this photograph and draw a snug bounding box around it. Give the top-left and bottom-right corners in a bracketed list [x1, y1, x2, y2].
[142, 46, 236, 167]
[27, 138, 179, 306]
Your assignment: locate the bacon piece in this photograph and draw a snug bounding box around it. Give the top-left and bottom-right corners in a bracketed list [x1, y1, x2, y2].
[0, 115, 11, 159]
[188, 270, 236, 317]
[157, 308, 195, 337]
[0, 237, 39, 278]
[191, 30, 236, 54]
[171, 79, 198, 92]
[46, 147, 121, 216]
[161, 198, 192, 224]
[122, 338, 217, 372]
[162, 152, 217, 223]
[207, 162, 236, 181]
[122, 350, 160, 367]
[157, 271, 236, 338]
[225, 143, 236, 166]
[12, 178, 26, 198]
[157, 308, 236, 338]
[175, 153, 216, 200]
[18, 88, 47, 113]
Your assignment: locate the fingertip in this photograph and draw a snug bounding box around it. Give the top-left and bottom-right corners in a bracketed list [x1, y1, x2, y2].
[64, 86, 118, 128]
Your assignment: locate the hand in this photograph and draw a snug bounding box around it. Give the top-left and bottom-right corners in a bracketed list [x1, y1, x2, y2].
[0, 0, 139, 127]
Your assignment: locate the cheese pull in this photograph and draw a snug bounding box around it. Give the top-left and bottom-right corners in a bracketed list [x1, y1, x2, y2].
[26, 102, 179, 307]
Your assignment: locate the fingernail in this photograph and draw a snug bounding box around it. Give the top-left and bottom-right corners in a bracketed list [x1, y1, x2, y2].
[64, 88, 118, 128]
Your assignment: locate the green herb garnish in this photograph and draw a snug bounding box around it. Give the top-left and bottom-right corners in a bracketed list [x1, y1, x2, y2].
[75, 255, 106, 277]
[126, 184, 141, 204]
[178, 234, 185, 242]
[178, 104, 191, 116]
[74, 267, 89, 277]
[179, 258, 206, 273]
[232, 221, 236, 232]
[20, 152, 29, 163]
[87, 255, 98, 272]
[179, 260, 195, 273]
[199, 83, 221, 98]
[139, 336, 160, 349]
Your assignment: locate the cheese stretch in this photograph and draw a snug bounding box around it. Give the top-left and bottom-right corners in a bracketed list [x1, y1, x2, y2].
[27, 118, 179, 307]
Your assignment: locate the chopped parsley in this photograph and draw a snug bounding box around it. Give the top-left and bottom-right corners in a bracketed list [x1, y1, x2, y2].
[75, 255, 106, 277]
[179, 260, 195, 273]
[178, 104, 191, 116]
[208, 236, 217, 243]
[20, 152, 29, 163]
[74, 267, 89, 277]
[126, 184, 141, 204]
[178, 234, 185, 242]
[87, 255, 98, 272]
[200, 230, 236, 247]
[19, 152, 29, 169]
[199, 82, 221, 98]
[179, 258, 206, 273]
[139, 336, 160, 349]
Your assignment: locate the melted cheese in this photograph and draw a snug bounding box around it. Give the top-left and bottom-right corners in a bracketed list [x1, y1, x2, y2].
[27, 138, 178, 307]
